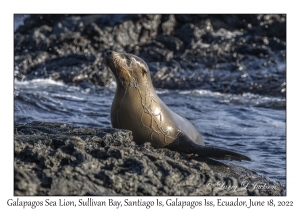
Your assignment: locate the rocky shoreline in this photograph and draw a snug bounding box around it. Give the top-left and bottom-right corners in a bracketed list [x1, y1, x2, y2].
[14, 14, 286, 97]
[14, 122, 283, 196]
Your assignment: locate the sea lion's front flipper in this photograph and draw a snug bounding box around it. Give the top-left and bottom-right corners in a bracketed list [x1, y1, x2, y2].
[166, 132, 251, 161]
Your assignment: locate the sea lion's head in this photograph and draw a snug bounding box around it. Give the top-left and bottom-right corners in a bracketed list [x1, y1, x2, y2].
[104, 50, 152, 88]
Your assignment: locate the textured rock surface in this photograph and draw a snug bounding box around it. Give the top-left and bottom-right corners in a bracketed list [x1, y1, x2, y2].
[14, 14, 286, 97]
[14, 122, 283, 196]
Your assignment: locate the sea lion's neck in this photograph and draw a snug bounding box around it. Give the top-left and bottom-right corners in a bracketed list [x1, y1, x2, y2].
[116, 79, 156, 96]
[111, 82, 157, 128]
[113, 81, 159, 111]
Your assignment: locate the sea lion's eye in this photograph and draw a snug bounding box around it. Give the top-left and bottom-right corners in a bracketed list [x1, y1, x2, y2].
[142, 68, 147, 77]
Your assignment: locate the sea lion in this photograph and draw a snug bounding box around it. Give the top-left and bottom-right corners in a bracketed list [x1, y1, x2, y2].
[104, 50, 251, 161]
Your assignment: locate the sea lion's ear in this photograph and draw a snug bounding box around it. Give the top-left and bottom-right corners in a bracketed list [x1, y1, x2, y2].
[142, 67, 147, 77]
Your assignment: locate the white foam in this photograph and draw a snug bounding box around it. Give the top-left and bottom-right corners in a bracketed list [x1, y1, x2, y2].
[51, 93, 85, 101]
[106, 81, 117, 90]
[14, 78, 65, 87]
[155, 89, 170, 94]
[176, 89, 286, 108]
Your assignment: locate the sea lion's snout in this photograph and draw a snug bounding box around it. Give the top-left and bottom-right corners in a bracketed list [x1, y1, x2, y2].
[103, 50, 116, 70]
[105, 50, 112, 56]
[103, 50, 113, 58]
